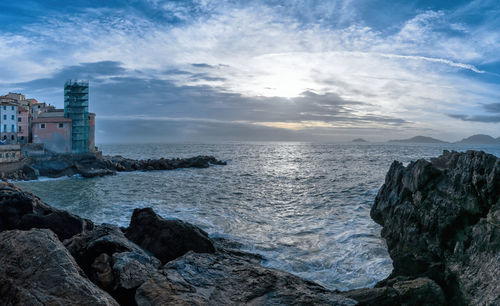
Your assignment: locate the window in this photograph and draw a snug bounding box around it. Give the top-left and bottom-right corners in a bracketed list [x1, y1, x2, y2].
[11, 125, 14, 132]
[12, 153, 15, 158]
[3, 115, 5, 120]
[3, 125, 6, 132]
[0, 153, 2, 158]
[18, 118, 22, 122]
[6, 153, 9, 158]
[11, 135, 14, 141]
[2, 106, 5, 110]
[19, 126, 22, 132]
[11, 115, 14, 120]
[58, 123, 64, 128]
[11, 106, 14, 111]
[40, 123, 46, 129]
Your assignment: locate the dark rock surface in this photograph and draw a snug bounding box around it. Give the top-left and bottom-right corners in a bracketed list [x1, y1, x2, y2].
[0, 182, 93, 240]
[125, 207, 216, 265]
[0, 228, 118, 305]
[135, 250, 357, 306]
[7, 152, 227, 181]
[64, 223, 161, 305]
[370, 150, 500, 305]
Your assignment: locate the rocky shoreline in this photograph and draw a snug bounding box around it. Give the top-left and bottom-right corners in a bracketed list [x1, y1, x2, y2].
[0, 150, 498, 305]
[1, 153, 227, 181]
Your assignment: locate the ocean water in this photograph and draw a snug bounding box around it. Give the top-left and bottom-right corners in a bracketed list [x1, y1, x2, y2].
[16, 142, 500, 291]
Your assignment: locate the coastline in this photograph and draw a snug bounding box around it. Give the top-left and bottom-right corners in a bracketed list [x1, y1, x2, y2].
[0, 152, 227, 181]
[0, 150, 498, 305]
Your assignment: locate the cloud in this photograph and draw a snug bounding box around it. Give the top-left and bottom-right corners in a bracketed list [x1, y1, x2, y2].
[1, 0, 500, 142]
[448, 114, 500, 123]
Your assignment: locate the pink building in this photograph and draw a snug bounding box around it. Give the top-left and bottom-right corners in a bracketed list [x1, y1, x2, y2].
[17, 106, 29, 143]
[32, 112, 72, 153]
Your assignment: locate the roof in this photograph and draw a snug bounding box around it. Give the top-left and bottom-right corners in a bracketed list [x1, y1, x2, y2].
[32, 117, 72, 123]
[38, 110, 64, 118]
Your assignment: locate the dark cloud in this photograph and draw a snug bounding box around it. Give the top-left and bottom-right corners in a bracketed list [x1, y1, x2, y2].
[191, 63, 215, 68]
[483, 103, 500, 113]
[4, 61, 409, 143]
[448, 114, 500, 123]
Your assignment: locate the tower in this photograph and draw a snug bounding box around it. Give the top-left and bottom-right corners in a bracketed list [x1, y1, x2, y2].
[64, 80, 89, 154]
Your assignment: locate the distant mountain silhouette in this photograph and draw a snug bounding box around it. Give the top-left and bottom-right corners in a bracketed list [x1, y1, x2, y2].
[352, 138, 368, 142]
[388, 136, 447, 143]
[456, 134, 500, 144]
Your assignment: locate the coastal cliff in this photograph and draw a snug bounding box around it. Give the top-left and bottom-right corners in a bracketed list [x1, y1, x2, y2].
[356, 150, 499, 305]
[0, 150, 498, 305]
[1, 153, 227, 181]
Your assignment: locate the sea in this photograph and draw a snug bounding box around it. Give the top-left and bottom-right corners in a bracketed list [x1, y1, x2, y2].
[16, 142, 500, 291]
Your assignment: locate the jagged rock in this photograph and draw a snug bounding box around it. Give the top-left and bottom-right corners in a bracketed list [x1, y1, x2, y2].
[16, 153, 226, 180]
[0, 229, 118, 305]
[125, 207, 216, 264]
[371, 150, 500, 305]
[0, 182, 93, 240]
[135, 251, 357, 306]
[64, 223, 161, 304]
[342, 277, 445, 306]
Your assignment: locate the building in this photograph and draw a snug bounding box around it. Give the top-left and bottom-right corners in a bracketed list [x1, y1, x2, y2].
[0, 102, 18, 144]
[32, 111, 72, 153]
[64, 80, 89, 154]
[17, 106, 29, 144]
[0, 144, 21, 163]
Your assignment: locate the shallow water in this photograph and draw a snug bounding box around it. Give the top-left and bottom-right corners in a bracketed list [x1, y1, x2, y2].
[16, 142, 500, 291]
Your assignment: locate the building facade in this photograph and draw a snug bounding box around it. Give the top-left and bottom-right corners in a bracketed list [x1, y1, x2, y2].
[0, 144, 21, 163]
[0, 102, 18, 144]
[32, 111, 72, 153]
[64, 80, 89, 154]
[17, 106, 29, 144]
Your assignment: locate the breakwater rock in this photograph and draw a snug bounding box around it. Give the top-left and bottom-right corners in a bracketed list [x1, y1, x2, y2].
[2, 153, 226, 181]
[361, 150, 499, 305]
[0, 182, 356, 305]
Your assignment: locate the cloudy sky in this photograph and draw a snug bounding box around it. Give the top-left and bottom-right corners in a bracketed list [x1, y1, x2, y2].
[1, 0, 499, 143]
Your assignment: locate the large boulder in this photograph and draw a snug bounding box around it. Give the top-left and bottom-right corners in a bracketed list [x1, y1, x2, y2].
[0, 229, 118, 305]
[65, 223, 161, 305]
[125, 208, 216, 264]
[371, 150, 500, 305]
[135, 250, 357, 305]
[0, 182, 93, 240]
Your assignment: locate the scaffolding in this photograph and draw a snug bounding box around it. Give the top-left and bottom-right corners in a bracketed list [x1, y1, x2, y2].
[64, 80, 89, 154]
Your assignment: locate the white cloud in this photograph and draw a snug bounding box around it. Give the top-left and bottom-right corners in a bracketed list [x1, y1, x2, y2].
[0, 1, 499, 139]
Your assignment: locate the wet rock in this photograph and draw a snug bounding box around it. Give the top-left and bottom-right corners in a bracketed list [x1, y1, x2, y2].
[0, 182, 93, 240]
[125, 207, 216, 264]
[0, 229, 118, 305]
[342, 277, 444, 306]
[135, 251, 357, 306]
[65, 223, 161, 279]
[371, 150, 500, 305]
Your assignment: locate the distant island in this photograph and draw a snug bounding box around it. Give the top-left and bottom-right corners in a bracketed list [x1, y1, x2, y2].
[388, 134, 500, 144]
[352, 138, 368, 143]
[456, 134, 500, 144]
[388, 136, 448, 143]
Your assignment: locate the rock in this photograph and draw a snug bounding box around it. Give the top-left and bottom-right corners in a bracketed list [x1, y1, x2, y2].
[0, 182, 93, 240]
[135, 251, 357, 306]
[0, 229, 118, 305]
[21, 164, 39, 180]
[125, 207, 216, 264]
[342, 277, 445, 306]
[64, 223, 161, 304]
[371, 150, 500, 305]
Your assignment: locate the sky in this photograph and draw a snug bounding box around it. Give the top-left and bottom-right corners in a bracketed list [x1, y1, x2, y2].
[0, 0, 499, 143]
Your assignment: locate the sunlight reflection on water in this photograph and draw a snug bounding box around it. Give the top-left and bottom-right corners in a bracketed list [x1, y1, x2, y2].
[17, 142, 500, 290]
